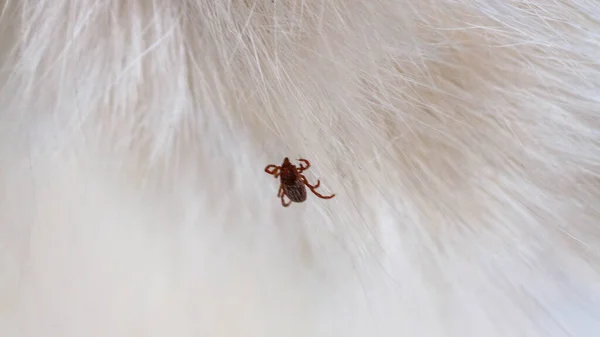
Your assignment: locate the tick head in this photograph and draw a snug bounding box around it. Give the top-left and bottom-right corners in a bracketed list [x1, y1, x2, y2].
[280, 157, 297, 182]
[280, 157, 296, 178]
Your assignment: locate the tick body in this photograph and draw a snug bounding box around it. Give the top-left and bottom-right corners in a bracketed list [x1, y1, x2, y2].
[265, 157, 335, 207]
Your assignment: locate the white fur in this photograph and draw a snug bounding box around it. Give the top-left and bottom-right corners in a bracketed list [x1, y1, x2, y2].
[1, 0, 599, 336]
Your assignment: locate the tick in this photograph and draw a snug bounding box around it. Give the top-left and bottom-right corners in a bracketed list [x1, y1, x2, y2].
[264, 157, 336, 207]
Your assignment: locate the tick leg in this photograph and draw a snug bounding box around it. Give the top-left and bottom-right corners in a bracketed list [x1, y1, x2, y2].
[301, 176, 335, 199]
[277, 185, 283, 197]
[308, 186, 335, 199]
[281, 193, 291, 207]
[265, 165, 280, 176]
[300, 175, 320, 189]
[297, 159, 310, 172]
[305, 179, 320, 189]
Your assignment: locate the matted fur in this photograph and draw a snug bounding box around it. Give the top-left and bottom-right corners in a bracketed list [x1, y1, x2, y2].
[0, 0, 599, 336]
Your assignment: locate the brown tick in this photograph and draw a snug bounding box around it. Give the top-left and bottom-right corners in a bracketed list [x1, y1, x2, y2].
[265, 157, 336, 207]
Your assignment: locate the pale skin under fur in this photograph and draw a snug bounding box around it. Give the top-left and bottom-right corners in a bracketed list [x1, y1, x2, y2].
[0, 1, 599, 336]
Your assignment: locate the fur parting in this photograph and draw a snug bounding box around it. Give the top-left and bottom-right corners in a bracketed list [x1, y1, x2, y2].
[0, 0, 599, 336]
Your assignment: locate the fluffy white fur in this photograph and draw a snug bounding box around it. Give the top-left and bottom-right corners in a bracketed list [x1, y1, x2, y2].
[1, 0, 599, 336]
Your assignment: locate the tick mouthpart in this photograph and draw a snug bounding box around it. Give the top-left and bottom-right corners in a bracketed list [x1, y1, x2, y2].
[283, 157, 291, 165]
